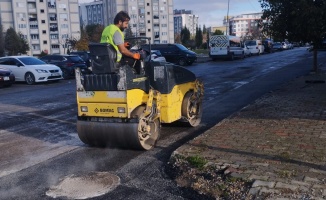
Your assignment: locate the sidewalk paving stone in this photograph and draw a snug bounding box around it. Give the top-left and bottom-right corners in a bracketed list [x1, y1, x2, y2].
[169, 70, 326, 199]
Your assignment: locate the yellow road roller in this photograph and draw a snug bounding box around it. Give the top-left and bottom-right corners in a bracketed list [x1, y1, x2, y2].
[75, 37, 203, 150]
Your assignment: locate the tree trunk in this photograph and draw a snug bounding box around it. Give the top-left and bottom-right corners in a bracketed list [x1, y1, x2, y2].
[313, 48, 318, 72]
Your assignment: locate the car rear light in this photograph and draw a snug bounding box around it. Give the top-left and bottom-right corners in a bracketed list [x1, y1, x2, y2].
[66, 62, 74, 67]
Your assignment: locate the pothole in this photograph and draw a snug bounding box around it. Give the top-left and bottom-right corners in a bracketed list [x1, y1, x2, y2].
[46, 171, 120, 199]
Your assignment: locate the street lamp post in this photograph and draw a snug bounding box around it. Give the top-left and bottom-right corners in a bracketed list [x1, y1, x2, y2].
[226, 0, 230, 35]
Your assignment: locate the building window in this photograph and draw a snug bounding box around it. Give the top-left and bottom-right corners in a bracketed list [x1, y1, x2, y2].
[148, 29, 151, 32]
[147, 12, 150, 15]
[41, 20, 45, 23]
[50, 34, 58, 39]
[40, 0, 43, 2]
[18, 24, 27, 28]
[43, 40, 47, 44]
[161, 24, 167, 27]
[147, 3, 150, 6]
[61, 24, 68, 29]
[51, 45, 60, 49]
[31, 34, 39, 39]
[17, 2, 25, 7]
[40, 9, 44, 13]
[147, 20, 150, 23]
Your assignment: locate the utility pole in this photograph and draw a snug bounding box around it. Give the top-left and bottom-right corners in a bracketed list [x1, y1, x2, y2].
[226, 0, 230, 35]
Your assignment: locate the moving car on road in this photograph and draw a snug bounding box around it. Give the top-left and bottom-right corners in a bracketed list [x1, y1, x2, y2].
[0, 56, 62, 85]
[0, 67, 15, 87]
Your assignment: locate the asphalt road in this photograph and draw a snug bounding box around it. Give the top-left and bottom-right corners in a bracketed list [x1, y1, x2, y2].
[0, 47, 323, 199]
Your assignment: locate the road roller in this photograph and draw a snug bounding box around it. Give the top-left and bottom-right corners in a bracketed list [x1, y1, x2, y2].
[75, 37, 203, 150]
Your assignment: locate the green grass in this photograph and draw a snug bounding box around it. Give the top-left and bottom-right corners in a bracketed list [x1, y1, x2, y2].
[186, 155, 208, 169]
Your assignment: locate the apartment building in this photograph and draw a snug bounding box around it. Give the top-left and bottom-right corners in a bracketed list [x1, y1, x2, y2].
[79, 0, 104, 26]
[80, 0, 174, 44]
[226, 12, 263, 37]
[173, 9, 198, 36]
[0, 0, 81, 56]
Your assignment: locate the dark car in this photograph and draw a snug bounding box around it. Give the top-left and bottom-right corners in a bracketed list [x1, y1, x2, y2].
[142, 43, 197, 66]
[69, 51, 91, 67]
[272, 42, 283, 51]
[40, 54, 88, 79]
[0, 67, 15, 87]
[263, 40, 274, 53]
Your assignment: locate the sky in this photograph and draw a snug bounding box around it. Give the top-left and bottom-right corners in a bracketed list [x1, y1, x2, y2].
[78, 0, 262, 27]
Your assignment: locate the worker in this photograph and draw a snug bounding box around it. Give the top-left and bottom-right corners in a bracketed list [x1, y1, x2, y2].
[100, 11, 140, 62]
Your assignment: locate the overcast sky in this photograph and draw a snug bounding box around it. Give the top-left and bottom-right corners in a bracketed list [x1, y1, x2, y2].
[78, 0, 262, 27]
[174, 0, 262, 27]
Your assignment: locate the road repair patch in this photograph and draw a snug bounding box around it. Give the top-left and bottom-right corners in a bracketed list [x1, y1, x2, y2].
[46, 171, 120, 199]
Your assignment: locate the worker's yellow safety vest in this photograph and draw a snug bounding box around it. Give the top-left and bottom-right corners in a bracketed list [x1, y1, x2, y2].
[100, 24, 124, 62]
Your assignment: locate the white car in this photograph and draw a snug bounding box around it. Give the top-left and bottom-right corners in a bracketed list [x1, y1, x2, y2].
[151, 50, 166, 62]
[0, 56, 63, 85]
[243, 45, 252, 57]
[244, 40, 265, 55]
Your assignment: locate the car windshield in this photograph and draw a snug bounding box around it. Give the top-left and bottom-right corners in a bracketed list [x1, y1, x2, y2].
[68, 56, 84, 62]
[152, 50, 162, 56]
[18, 57, 46, 65]
[245, 41, 257, 46]
[175, 44, 189, 51]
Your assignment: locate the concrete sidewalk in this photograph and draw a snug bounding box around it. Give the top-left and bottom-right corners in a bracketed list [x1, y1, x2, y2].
[170, 69, 326, 199]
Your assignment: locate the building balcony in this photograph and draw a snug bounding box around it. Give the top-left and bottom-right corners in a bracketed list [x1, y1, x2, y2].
[51, 49, 60, 54]
[30, 29, 39, 34]
[51, 39, 59, 44]
[32, 50, 41, 55]
[31, 39, 40, 44]
[28, 8, 37, 13]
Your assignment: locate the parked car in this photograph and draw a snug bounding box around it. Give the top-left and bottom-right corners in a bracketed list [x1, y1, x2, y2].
[273, 42, 283, 51]
[0, 56, 62, 85]
[142, 43, 197, 66]
[69, 51, 91, 67]
[244, 40, 265, 55]
[40, 54, 89, 79]
[0, 67, 15, 87]
[151, 50, 166, 62]
[263, 39, 274, 53]
[242, 44, 252, 57]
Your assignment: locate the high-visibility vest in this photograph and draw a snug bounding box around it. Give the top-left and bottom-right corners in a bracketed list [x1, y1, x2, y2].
[100, 24, 123, 62]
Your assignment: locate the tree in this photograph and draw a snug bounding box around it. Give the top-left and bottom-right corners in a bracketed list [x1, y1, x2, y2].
[259, 0, 326, 72]
[174, 33, 181, 43]
[5, 27, 21, 56]
[180, 27, 190, 46]
[195, 26, 203, 48]
[86, 24, 104, 42]
[18, 32, 30, 54]
[75, 29, 89, 51]
[125, 24, 133, 39]
[0, 20, 5, 57]
[212, 29, 224, 35]
[202, 25, 207, 34]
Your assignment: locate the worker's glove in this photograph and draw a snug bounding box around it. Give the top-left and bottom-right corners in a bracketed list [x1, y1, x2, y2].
[124, 42, 130, 49]
[133, 53, 140, 60]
